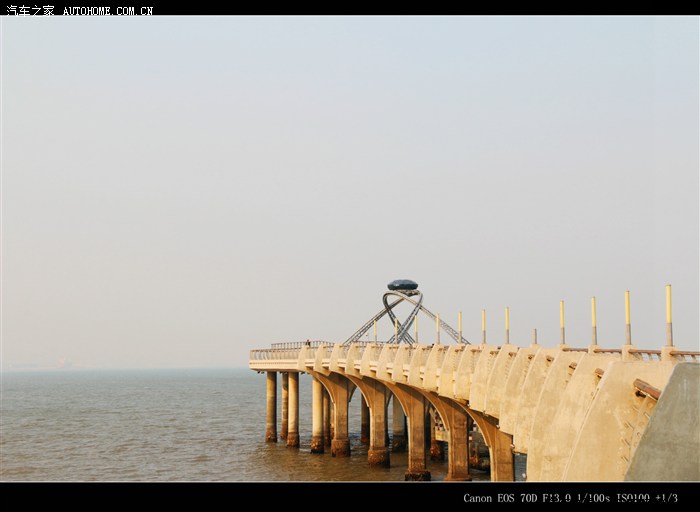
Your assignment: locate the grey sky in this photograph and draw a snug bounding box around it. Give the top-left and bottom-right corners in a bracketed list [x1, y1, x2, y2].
[2, 16, 698, 369]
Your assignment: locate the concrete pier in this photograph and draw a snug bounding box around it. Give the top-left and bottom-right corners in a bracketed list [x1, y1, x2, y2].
[311, 376, 324, 453]
[287, 372, 300, 448]
[265, 371, 277, 443]
[441, 398, 470, 481]
[329, 377, 351, 458]
[360, 396, 370, 444]
[429, 415, 444, 461]
[392, 396, 407, 452]
[280, 372, 289, 441]
[323, 388, 331, 447]
[401, 388, 431, 481]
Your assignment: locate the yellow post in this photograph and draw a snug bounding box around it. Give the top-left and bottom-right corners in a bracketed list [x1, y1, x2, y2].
[560, 300, 565, 345]
[394, 317, 398, 343]
[458, 311, 463, 343]
[625, 290, 631, 345]
[414, 316, 418, 344]
[436, 313, 440, 345]
[481, 309, 486, 345]
[666, 284, 673, 347]
[591, 297, 598, 346]
[505, 307, 510, 344]
[373, 319, 377, 342]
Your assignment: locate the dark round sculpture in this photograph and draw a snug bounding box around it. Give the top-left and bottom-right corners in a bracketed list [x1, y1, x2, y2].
[387, 279, 419, 291]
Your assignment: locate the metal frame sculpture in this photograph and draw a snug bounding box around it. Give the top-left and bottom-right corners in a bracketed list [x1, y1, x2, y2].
[343, 280, 469, 345]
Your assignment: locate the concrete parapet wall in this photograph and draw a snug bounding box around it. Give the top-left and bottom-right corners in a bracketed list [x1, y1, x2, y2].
[498, 346, 540, 434]
[563, 361, 675, 481]
[536, 353, 620, 481]
[375, 344, 397, 381]
[483, 344, 519, 419]
[454, 346, 483, 401]
[408, 345, 429, 387]
[525, 348, 586, 479]
[423, 345, 447, 392]
[625, 362, 700, 481]
[469, 344, 501, 412]
[438, 345, 465, 398]
[512, 347, 560, 452]
[392, 345, 412, 384]
[360, 343, 381, 376]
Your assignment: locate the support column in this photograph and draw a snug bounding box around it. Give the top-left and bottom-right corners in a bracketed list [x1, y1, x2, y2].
[323, 388, 331, 447]
[330, 382, 351, 458]
[470, 411, 514, 482]
[361, 395, 370, 444]
[280, 372, 289, 441]
[489, 428, 515, 481]
[287, 372, 299, 448]
[265, 372, 277, 442]
[311, 376, 324, 454]
[429, 414, 444, 461]
[367, 390, 390, 467]
[401, 388, 430, 481]
[392, 395, 407, 452]
[441, 399, 470, 481]
[344, 376, 390, 467]
[330, 402, 335, 441]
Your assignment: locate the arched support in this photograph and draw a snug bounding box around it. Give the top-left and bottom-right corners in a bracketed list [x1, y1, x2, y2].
[382, 382, 431, 481]
[410, 391, 471, 481]
[436, 397, 470, 480]
[458, 403, 514, 481]
[346, 375, 392, 467]
[311, 371, 354, 458]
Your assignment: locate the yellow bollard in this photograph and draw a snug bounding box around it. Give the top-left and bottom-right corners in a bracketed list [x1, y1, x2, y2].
[666, 285, 673, 347]
[591, 297, 598, 345]
[505, 307, 510, 344]
[560, 300, 565, 345]
[436, 314, 440, 345]
[625, 291, 631, 345]
[458, 311, 463, 344]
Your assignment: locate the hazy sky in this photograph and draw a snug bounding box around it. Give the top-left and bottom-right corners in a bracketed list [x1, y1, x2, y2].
[2, 16, 698, 369]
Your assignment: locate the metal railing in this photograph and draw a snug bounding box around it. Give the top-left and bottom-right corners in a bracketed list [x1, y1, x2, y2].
[669, 350, 700, 362]
[270, 341, 331, 349]
[627, 349, 662, 361]
[250, 348, 303, 361]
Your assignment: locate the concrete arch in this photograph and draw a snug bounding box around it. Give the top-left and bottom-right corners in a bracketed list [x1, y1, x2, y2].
[454, 401, 515, 482]
[378, 380, 432, 480]
[308, 370, 355, 458]
[376, 375, 470, 481]
[345, 374, 392, 466]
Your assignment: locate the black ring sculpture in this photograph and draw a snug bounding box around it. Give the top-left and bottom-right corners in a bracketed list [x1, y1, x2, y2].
[343, 280, 470, 345]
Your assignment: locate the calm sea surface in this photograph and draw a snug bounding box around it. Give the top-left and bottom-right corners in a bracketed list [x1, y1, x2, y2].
[1, 369, 518, 481]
